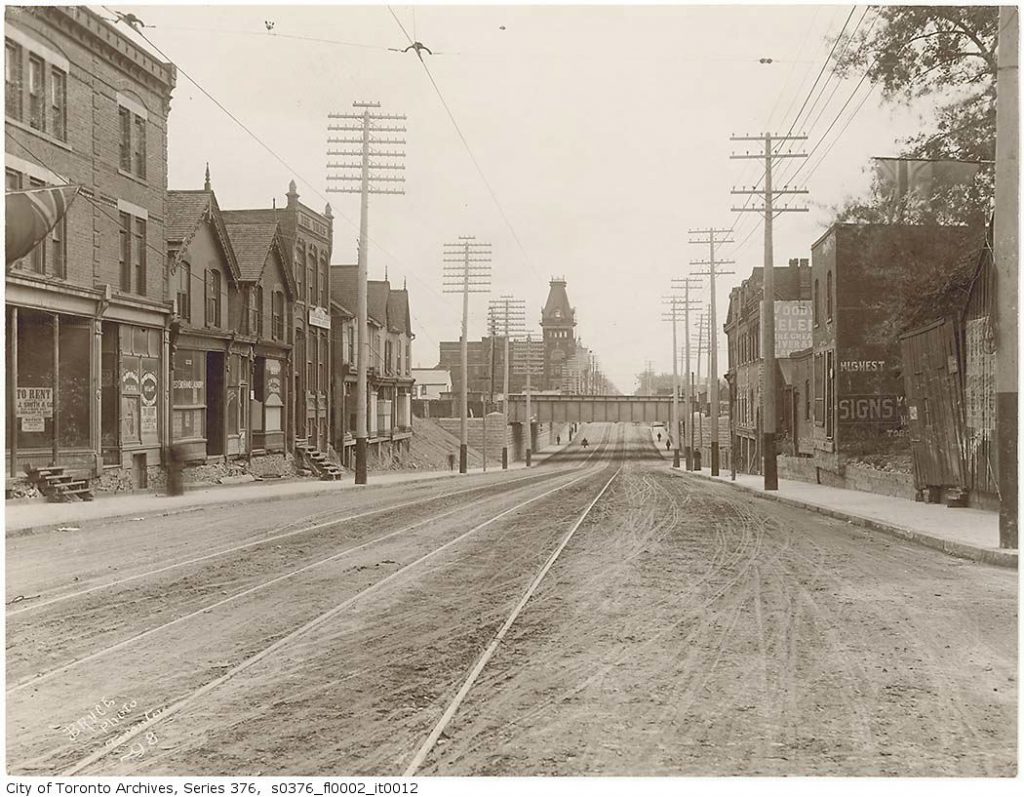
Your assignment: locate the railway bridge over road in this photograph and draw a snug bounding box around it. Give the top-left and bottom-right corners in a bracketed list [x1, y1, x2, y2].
[507, 394, 673, 424]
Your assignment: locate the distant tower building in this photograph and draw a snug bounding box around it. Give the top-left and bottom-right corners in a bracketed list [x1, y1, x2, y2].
[540, 277, 577, 392]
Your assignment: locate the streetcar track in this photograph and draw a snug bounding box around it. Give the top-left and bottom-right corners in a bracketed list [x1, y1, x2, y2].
[58, 452, 615, 775]
[403, 425, 626, 776]
[6, 467, 576, 617]
[6, 466, 590, 694]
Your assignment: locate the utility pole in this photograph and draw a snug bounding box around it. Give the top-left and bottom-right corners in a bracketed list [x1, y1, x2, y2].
[443, 237, 492, 474]
[327, 101, 406, 485]
[663, 290, 698, 469]
[672, 276, 700, 469]
[512, 333, 543, 466]
[731, 132, 807, 490]
[690, 227, 735, 476]
[694, 309, 706, 462]
[488, 295, 526, 470]
[995, 7, 1018, 549]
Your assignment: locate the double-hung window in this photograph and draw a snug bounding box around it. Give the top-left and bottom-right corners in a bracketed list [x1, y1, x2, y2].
[117, 96, 147, 180]
[27, 53, 44, 130]
[5, 39, 23, 119]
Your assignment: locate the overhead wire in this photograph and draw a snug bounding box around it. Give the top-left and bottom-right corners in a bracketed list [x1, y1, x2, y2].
[385, 4, 544, 282]
[722, 7, 857, 252]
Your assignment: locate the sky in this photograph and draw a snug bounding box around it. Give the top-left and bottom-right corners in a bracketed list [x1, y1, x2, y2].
[115, 2, 933, 393]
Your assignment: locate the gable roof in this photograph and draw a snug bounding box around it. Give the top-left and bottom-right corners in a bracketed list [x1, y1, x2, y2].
[368, 280, 389, 327]
[166, 189, 241, 282]
[221, 211, 295, 298]
[386, 287, 412, 335]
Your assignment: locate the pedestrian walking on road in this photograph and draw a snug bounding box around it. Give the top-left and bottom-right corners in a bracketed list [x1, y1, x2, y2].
[447, 452, 456, 471]
[581, 437, 589, 449]
[657, 431, 662, 442]
[666, 438, 671, 451]
[557, 435, 561, 445]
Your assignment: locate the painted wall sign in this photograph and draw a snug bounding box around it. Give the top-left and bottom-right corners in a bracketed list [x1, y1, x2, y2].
[16, 387, 53, 419]
[774, 301, 813, 357]
[838, 394, 899, 422]
[839, 360, 886, 372]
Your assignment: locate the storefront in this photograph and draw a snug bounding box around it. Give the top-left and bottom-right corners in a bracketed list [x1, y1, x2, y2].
[5, 276, 169, 485]
[170, 334, 254, 462]
[251, 350, 287, 453]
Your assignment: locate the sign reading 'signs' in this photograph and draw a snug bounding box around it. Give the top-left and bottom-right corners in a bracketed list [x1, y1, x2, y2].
[838, 394, 899, 423]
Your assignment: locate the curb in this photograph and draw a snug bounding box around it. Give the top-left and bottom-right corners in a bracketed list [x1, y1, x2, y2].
[663, 464, 1017, 570]
[3, 467, 515, 537]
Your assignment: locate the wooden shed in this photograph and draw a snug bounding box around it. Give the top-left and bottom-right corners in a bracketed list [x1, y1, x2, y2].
[900, 318, 967, 502]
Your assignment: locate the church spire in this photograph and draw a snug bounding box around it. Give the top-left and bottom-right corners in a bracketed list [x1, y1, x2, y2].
[204, 162, 211, 191]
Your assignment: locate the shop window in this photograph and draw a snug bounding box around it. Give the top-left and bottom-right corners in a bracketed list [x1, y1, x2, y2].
[58, 321, 90, 447]
[172, 349, 206, 441]
[227, 354, 244, 437]
[118, 325, 160, 446]
[262, 358, 284, 433]
[5, 39, 23, 120]
[15, 310, 54, 449]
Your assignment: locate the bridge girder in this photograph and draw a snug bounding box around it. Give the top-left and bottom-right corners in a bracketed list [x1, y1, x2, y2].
[506, 394, 673, 424]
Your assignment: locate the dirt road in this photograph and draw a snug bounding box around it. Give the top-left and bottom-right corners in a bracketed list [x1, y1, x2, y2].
[5, 423, 1016, 776]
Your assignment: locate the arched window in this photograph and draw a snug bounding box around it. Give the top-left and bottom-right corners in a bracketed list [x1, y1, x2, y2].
[319, 253, 327, 305]
[813, 278, 820, 326]
[206, 269, 221, 327]
[307, 246, 316, 305]
[826, 270, 833, 321]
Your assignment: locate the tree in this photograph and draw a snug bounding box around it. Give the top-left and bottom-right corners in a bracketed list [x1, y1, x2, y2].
[829, 6, 998, 226]
[835, 5, 998, 159]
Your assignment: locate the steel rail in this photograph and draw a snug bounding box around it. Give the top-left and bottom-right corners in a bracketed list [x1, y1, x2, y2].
[403, 424, 626, 775]
[58, 456, 613, 776]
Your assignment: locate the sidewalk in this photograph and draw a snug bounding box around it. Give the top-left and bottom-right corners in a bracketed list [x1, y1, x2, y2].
[649, 426, 1015, 569]
[4, 441, 574, 535]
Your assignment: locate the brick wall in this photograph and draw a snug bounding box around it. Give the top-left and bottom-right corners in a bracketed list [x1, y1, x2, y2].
[6, 6, 174, 301]
[435, 413, 509, 465]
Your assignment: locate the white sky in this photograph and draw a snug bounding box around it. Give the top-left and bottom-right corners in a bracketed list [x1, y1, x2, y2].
[117, 2, 931, 392]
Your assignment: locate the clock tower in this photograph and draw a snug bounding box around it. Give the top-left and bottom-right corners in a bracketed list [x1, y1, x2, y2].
[540, 277, 577, 392]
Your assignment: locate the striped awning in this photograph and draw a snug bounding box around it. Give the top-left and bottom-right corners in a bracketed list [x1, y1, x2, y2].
[5, 184, 80, 265]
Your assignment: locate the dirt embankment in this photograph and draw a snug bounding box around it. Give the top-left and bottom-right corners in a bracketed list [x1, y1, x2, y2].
[372, 416, 485, 472]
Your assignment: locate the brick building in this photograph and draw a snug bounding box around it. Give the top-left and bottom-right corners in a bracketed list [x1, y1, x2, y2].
[222, 182, 333, 455]
[5, 6, 175, 489]
[803, 223, 982, 474]
[330, 265, 414, 467]
[540, 277, 577, 392]
[723, 258, 811, 474]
